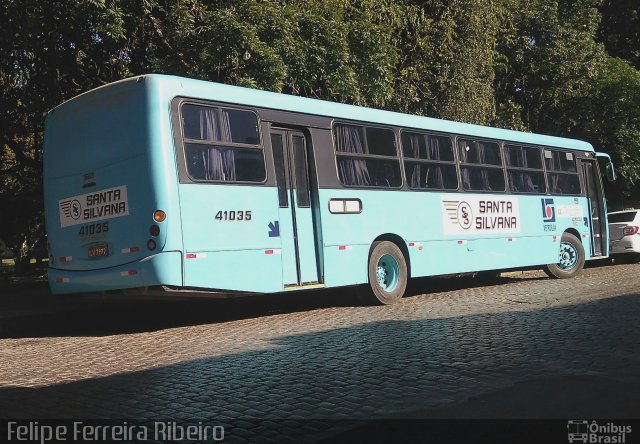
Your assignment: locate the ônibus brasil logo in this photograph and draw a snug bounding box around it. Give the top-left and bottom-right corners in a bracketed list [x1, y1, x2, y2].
[567, 420, 632, 443]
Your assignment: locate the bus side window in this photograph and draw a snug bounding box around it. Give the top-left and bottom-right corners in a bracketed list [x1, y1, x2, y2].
[181, 103, 266, 184]
[271, 134, 289, 207]
[545, 149, 581, 195]
[222, 108, 260, 144]
[402, 131, 457, 190]
[334, 124, 401, 188]
[458, 139, 505, 192]
[505, 145, 546, 194]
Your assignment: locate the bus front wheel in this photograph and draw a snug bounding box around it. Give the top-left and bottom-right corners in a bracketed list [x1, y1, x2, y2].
[543, 232, 585, 279]
[363, 241, 408, 305]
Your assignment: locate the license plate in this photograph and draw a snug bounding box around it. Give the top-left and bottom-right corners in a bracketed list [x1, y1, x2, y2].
[88, 244, 109, 258]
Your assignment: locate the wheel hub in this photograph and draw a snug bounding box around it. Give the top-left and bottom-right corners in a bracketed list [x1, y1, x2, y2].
[559, 241, 578, 270]
[376, 254, 399, 292]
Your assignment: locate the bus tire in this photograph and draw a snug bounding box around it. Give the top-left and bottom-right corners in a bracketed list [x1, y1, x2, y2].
[364, 241, 408, 305]
[543, 232, 585, 279]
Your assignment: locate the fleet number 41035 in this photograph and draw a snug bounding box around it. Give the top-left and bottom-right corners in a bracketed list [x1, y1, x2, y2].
[215, 210, 252, 221]
[78, 222, 109, 236]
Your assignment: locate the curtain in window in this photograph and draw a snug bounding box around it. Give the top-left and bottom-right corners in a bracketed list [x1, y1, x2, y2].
[459, 141, 469, 163]
[547, 153, 560, 193]
[509, 171, 527, 192]
[481, 170, 492, 190]
[428, 137, 445, 188]
[476, 142, 491, 190]
[197, 108, 223, 181]
[477, 142, 486, 164]
[508, 171, 519, 192]
[220, 110, 236, 181]
[508, 147, 538, 192]
[207, 148, 224, 181]
[512, 147, 525, 168]
[548, 174, 559, 194]
[199, 108, 221, 141]
[523, 173, 535, 192]
[220, 109, 233, 142]
[336, 125, 370, 186]
[479, 144, 489, 190]
[461, 168, 471, 190]
[408, 133, 422, 187]
[197, 108, 236, 181]
[459, 141, 470, 189]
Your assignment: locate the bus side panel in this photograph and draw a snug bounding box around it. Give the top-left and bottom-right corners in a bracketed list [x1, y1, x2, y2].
[322, 245, 369, 288]
[183, 250, 282, 293]
[318, 190, 593, 285]
[178, 184, 284, 292]
[549, 196, 593, 258]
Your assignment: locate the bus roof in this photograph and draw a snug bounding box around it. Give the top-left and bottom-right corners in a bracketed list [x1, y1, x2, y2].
[53, 74, 596, 152]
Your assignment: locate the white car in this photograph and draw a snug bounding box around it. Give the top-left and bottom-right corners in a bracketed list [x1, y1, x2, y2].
[608, 209, 640, 260]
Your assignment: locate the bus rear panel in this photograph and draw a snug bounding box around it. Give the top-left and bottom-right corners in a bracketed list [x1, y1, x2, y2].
[44, 77, 182, 294]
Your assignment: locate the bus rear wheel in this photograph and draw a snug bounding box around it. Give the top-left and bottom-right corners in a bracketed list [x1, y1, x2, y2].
[362, 241, 408, 305]
[543, 232, 585, 279]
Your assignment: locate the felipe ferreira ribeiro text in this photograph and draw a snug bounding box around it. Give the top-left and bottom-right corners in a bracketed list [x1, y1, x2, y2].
[7, 421, 224, 443]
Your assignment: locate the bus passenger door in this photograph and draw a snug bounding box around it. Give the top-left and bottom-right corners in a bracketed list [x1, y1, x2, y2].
[270, 128, 320, 287]
[581, 159, 607, 257]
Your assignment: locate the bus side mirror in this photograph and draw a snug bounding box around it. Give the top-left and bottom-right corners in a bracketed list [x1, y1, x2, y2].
[606, 163, 616, 182]
[596, 152, 617, 182]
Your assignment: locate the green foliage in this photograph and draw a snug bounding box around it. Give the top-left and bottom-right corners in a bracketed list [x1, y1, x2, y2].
[431, 0, 498, 124]
[580, 57, 640, 185]
[1, 0, 640, 252]
[494, 0, 607, 132]
[0, 0, 130, 256]
[598, 0, 640, 69]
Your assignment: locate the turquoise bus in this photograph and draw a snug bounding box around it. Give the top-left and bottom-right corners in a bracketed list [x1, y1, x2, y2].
[44, 74, 615, 304]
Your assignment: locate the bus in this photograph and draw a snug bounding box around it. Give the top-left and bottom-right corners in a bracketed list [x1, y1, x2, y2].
[44, 74, 616, 304]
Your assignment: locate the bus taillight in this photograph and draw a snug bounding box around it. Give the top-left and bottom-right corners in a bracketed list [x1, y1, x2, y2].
[150, 210, 164, 239]
[623, 226, 639, 236]
[153, 210, 166, 222]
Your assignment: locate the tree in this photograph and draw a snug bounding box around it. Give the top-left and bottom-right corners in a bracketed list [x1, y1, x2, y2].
[598, 0, 640, 69]
[427, 0, 499, 125]
[2, 0, 640, 258]
[576, 57, 640, 202]
[0, 0, 130, 259]
[494, 0, 607, 132]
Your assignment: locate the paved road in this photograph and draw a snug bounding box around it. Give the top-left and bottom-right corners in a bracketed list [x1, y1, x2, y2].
[0, 263, 639, 443]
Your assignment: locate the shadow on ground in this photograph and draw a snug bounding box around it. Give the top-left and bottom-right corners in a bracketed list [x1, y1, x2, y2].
[0, 295, 639, 443]
[0, 271, 546, 339]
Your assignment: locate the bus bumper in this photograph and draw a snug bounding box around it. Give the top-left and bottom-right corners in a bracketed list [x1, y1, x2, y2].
[48, 251, 183, 295]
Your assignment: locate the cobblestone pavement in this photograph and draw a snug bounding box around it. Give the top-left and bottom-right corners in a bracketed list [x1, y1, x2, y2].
[0, 263, 639, 443]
